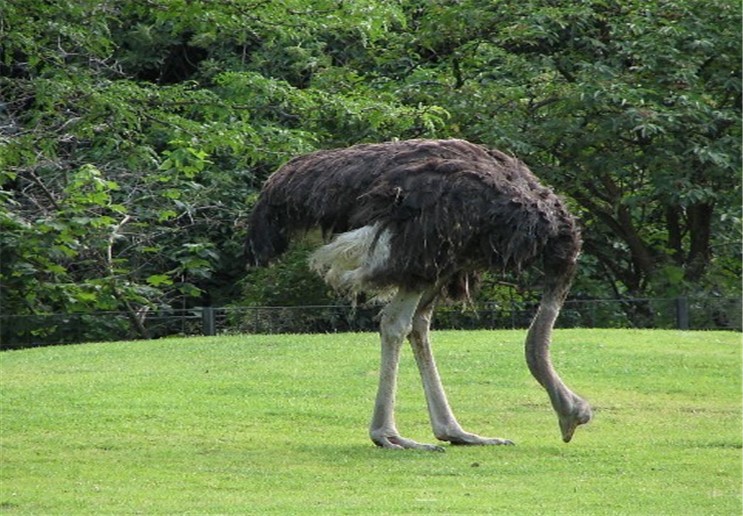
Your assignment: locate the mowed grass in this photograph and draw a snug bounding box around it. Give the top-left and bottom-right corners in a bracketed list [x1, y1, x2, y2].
[1, 329, 740, 514]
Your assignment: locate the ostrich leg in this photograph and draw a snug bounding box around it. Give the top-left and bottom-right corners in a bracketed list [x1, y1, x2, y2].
[369, 289, 443, 451]
[409, 294, 513, 446]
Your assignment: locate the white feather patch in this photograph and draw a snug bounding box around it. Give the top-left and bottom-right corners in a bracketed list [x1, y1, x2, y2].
[309, 223, 396, 302]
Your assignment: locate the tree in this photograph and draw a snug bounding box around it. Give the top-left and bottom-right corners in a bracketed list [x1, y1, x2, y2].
[1, 0, 739, 346]
[366, 0, 741, 298]
[0, 0, 446, 345]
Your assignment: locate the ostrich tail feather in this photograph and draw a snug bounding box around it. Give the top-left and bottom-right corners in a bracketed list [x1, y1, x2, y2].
[309, 223, 396, 303]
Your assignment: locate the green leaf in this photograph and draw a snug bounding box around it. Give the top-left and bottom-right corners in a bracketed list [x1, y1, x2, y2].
[146, 274, 173, 287]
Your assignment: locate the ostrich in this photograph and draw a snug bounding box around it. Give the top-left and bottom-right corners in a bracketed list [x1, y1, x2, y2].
[244, 139, 592, 450]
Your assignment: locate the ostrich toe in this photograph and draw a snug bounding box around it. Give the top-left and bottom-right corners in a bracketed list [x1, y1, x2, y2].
[372, 433, 445, 452]
[444, 431, 515, 446]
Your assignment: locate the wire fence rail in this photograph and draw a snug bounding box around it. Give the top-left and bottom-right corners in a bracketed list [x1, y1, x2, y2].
[1, 296, 740, 350]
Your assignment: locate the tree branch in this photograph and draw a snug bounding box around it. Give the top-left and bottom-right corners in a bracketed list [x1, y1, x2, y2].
[106, 214, 132, 273]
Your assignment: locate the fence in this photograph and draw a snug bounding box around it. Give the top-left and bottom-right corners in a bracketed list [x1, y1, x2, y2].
[1, 296, 740, 349]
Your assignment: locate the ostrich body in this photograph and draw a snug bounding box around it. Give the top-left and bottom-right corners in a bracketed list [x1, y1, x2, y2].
[245, 139, 592, 449]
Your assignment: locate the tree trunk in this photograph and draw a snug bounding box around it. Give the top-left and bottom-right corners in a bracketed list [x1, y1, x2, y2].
[665, 205, 684, 265]
[685, 202, 714, 281]
[615, 204, 656, 290]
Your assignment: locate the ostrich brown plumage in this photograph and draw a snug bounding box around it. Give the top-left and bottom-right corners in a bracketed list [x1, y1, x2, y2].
[244, 139, 592, 450]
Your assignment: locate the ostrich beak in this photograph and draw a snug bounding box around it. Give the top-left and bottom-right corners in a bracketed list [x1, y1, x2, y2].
[559, 416, 579, 443]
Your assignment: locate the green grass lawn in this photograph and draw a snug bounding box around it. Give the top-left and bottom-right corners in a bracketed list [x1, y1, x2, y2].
[1, 329, 741, 514]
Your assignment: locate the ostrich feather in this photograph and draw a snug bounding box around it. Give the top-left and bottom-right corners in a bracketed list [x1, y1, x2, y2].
[309, 223, 396, 302]
[244, 139, 581, 299]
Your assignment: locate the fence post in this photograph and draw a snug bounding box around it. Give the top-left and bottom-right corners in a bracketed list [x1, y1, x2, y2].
[675, 297, 690, 330]
[201, 306, 216, 336]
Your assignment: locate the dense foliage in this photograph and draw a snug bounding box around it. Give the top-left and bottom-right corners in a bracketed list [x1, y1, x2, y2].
[1, 0, 740, 344]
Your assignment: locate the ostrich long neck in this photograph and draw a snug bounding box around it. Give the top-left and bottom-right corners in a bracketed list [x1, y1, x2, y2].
[525, 283, 580, 417]
[524, 254, 592, 443]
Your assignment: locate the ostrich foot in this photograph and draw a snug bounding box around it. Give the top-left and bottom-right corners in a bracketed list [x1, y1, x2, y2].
[438, 429, 515, 446]
[371, 433, 445, 452]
